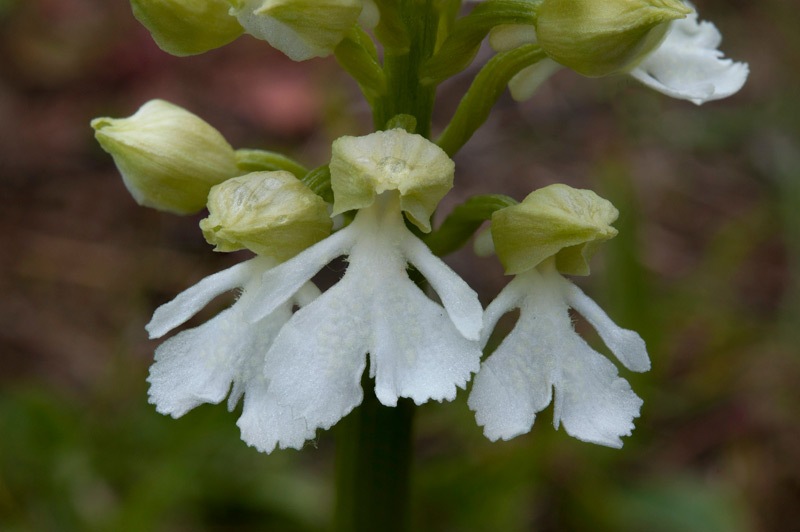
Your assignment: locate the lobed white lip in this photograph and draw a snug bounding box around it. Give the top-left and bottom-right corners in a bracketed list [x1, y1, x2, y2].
[629, 10, 749, 105]
[469, 263, 650, 448]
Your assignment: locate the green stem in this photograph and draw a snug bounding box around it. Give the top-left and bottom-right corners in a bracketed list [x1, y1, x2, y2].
[374, 0, 439, 137]
[334, 375, 414, 532]
[334, 3, 440, 531]
[437, 43, 545, 157]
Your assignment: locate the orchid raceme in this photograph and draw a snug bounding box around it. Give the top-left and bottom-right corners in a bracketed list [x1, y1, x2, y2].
[90, 0, 753, 525]
[468, 185, 651, 447]
[485, 0, 749, 104]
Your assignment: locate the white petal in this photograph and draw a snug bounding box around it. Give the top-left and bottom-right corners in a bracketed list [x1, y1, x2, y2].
[148, 306, 244, 418]
[629, 12, 748, 105]
[370, 272, 481, 406]
[263, 278, 370, 432]
[246, 226, 356, 323]
[358, 0, 379, 29]
[508, 58, 562, 101]
[469, 271, 560, 441]
[479, 275, 526, 347]
[146, 257, 266, 339]
[147, 275, 286, 418]
[236, 377, 316, 453]
[552, 337, 643, 448]
[468, 278, 555, 440]
[558, 276, 650, 372]
[402, 232, 483, 341]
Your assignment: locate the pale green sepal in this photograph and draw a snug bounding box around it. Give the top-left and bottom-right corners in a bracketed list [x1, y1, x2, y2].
[385, 114, 417, 133]
[489, 23, 538, 52]
[302, 165, 334, 204]
[491, 184, 619, 275]
[372, 0, 410, 54]
[235, 148, 308, 178]
[200, 171, 332, 261]
[329, 129, 454, 232]
[91, 99, 238, 215]
[130, 0, 243, 56]
[229, 0, 362, 61]
[535, 0, 690, 77]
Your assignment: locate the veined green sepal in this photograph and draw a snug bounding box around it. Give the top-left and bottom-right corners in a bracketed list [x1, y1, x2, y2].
[200, 171, 332, 260]
[492, 183, 619, 275]
[235, 149, 308, 178]
[536, 0, 691, 77]
[91, 99, 238, 214]
[329, 129, 454, 232]
[229, 0, 363, 61]
[130, 0, 243, 56]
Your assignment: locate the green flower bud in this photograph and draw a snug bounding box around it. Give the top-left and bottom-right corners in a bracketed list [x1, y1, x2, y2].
[329, 129, 455, 232]
[492, 184, 619, 275]
[91, 99, 238, 215]
[536, 0, 691, 77]
[130, 0, 243, 56]
[229, 0, 362, 61]
[200, 171, 332, 260]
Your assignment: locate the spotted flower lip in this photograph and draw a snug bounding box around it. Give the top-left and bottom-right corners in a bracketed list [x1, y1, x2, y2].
[468, 260, 650, 448]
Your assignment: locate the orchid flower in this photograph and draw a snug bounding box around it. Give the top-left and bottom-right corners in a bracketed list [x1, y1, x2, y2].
[242, 129, 484, 437]
[487, 0, 748, 104]
[468, 184, 650, 447]
[145, 170, 333, 452]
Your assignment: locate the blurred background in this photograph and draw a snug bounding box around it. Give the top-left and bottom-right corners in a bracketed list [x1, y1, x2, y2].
[1, 0, 798, 530]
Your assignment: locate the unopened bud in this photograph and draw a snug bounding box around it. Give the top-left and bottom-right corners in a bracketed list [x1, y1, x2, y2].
[536, 0, 690, 77]
[130, 0, 243, 56]
[200, 171, 332, 260]
[91, 99, 238, 214]
[229, 0, 362, 61]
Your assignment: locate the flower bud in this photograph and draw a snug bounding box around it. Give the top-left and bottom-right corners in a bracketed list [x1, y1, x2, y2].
[200, 171, 332, 260]
[536, 0, 691, 77]
[91, 99, 238, 214]
[329, 129, 455, 232]
[229, 0, 362, 61]
[130, 0, 243, 56]
[492, 184, 618, 275]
